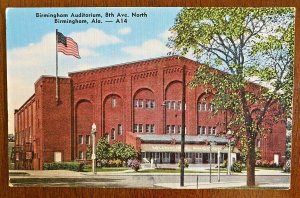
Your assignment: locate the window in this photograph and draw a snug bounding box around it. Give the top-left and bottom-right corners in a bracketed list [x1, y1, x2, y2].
[201, 126, 206, 135]
[79, 151, 84, 160]
[151, 124, 155, 133]
[139, 99, 143, 108]
[133, 124, 138, 133]
[197, 126, 201, 135]
[208, 127, 212, 135]
[112, 98, 116, 107]
[166, 125, 171, 134]
[212, 127, 216, 135]
[178, 125, 182, 134]
[171, 101, 176, 109]
[111, 128, 115, 140]
[138, 124, 143, 133]
[178, 101, 182, 110]
[118, 124, 122, 135]
[146, 100, 151, 108]
[166, 101, 171, 109]
[134, 99, 139, 108]
[78, 135, 83, 144]
[209, 103, 214, 111]
[146, 124, 150, 133]
[86, 135, 90, 145]
[150, 100, 155, 108]
[171, 125, 176, 134]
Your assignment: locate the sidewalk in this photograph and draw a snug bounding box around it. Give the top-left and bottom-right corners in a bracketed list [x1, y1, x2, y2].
[154, 182, 290, 189]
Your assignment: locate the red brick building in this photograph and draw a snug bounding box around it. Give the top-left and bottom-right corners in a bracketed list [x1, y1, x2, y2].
[14, 56, 286, 170]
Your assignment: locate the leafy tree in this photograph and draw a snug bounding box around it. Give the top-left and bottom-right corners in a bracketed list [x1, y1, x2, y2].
[286, 130, 292, 160]
[109, 141, 138, 161]
[169, 8, 294, 186]
[95, 137, 110, 165]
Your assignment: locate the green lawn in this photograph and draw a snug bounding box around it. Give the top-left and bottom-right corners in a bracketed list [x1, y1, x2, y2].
[84, 167, 129, 172]
[132, 168, 229, 174]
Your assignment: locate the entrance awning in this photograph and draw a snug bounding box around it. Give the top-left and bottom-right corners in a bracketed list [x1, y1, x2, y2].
[141, 144, 239, 153]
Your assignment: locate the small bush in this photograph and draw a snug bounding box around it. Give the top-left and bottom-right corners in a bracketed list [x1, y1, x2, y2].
[283, 160, 291, 173]
[255, 160, 279, 168]
[107, 159, 123, 167]
[231, 161, 243, 172]
[43, 162, 85, 172]
[178, 159, 189, 168]
[129, 159, 141, 172]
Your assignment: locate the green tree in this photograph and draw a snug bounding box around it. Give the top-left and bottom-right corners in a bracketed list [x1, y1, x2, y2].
[109, 141, 138, 162]
[95, 137, 110, 166]
[169, 8, 294, 186]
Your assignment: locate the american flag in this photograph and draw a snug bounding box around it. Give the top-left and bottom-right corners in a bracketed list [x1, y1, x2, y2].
[57, 31, 80, 59]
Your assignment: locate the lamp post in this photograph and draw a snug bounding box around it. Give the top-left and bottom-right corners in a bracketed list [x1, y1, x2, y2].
[91, 123, 97, 175]
[209, 141, 216, 183]
[227, 129, 232, 175]
[180, 65, 186, 187]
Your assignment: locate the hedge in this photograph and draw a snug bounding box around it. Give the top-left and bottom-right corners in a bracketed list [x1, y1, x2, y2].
[43, 162, 85, 172]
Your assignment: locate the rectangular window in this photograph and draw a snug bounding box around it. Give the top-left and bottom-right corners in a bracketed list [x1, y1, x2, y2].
[197, 103, 201, 111]
[78, 135, 83, 144]
[166, 125, 171, 134]
[171, 125, 176, 134]
[138, 124, 143, 133]
[139, 100, 143, 108]
[86, 135, 90, 145]
[151, 100, 155, 108]
[146, 124, 150, 133]
[166, 101, 171, 109]
[118, 124, 122, 135]
[209, 103, 214, 111]
[146, 100, 151, 108]
[178, 125, 182, 134]
[171, 101, 176, 109]
[201, 126, 206, 135]
[178, 101, 182, 110]
[201, 103, 206, 111]
[112, 98, 116, 107]
[151, 124, 155, 133]
[134, 99, 139, 108]
[212, 127, 216, 135]
[133, 124, 138, 133]
[197, 126, 201, 135]
[111, 129, 115, 140]
[208, 127, 212, 135]
[79, 151, 83, 160]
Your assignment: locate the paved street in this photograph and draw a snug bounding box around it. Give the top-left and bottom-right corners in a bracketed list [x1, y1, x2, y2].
[9, 167, 290, 189]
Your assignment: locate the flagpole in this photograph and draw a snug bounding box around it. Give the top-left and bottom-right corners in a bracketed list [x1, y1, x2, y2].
[56, 29, 59, 104]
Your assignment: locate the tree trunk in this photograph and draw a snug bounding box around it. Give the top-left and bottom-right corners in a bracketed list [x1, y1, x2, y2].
[246, 134, 256, 186]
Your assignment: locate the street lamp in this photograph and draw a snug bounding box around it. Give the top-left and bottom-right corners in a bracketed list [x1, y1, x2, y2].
[180, 65, 186, 187]
[91, 123, 97, 175]
[209, 141, 216, 183]
[227, 129, 232, 175]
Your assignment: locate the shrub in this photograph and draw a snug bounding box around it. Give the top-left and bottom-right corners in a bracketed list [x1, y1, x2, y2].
[231, 161, 243, 172]
[255, 160, 280, 168]
[107, 159, 123, 167]
[43, 162, 85, 172]
[283, 160, 291, 173]
[129, 159, 141, 172]
[178, 159, 189, 168]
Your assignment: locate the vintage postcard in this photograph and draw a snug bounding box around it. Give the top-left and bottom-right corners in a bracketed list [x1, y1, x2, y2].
[7, 7, 294, 189]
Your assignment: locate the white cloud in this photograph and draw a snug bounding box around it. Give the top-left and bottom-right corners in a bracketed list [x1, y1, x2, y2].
[122, 39, 170, 58]
[69, 28, 121, 48]
[118, 27, 132, 35]
[158, 29, 174, 41]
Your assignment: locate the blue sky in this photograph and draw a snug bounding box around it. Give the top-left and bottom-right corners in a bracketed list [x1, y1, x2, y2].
[6, 7, 182, 133]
